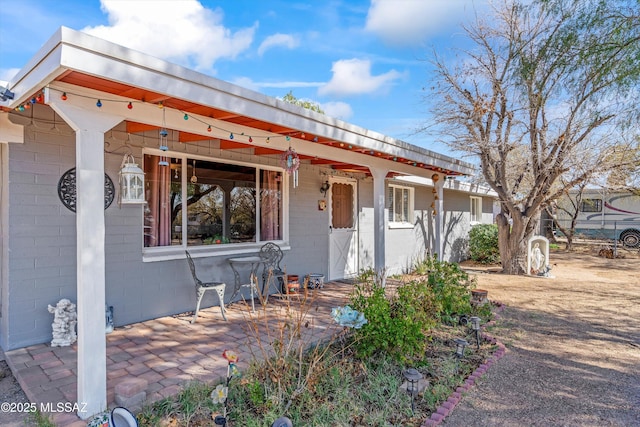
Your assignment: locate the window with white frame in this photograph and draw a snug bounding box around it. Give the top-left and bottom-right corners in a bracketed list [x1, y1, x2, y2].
[143, 152, 283, 248]
[470, 196, 483, 223]
[387, 184, 414, 224]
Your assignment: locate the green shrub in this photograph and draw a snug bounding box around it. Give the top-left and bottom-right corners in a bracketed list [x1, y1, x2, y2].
[350, 269, 437, 362]
[469, 224, 500, 264]
[419, 256, 475, 323]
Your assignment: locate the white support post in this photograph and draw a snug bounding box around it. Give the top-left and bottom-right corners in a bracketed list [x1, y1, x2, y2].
[433, 174, 444, 261]
[45, 88, 123, 420]
[370, 167, 388, 283]
[0, 112, 24, 144]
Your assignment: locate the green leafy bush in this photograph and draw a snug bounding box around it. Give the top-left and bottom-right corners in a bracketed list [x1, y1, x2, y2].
[469, 224, 500, 264]
[350, 269, 437, 362]
[418, 256, 475, 324]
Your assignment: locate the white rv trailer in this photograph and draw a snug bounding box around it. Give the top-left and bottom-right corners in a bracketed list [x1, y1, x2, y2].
[554, 189, 640, 248]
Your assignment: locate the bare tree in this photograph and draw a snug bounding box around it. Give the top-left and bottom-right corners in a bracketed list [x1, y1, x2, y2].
[423, 0, 640, 274]
[546, 180, 589, 251]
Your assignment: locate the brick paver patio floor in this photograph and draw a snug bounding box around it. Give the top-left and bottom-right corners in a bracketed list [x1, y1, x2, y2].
[4, 282, 352, 426]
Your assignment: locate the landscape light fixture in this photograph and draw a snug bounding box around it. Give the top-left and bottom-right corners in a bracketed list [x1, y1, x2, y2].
[271, 417, 293, 427]
[403, 368, 423, 414]
[320, 180, 330, 197]
[453, 338, 469, 374]
[454, 338, 469, 359]
[470, 316, 481, 350]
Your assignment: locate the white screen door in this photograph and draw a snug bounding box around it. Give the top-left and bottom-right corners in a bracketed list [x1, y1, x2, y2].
[328, 178, 358, 280]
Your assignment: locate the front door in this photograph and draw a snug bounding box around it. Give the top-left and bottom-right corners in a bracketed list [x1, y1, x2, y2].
[328, 178, 358, 280]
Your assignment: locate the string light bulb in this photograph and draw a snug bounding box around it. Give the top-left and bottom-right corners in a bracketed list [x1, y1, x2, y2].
[127, 102, 133, 110]
[61, 92, 67, 100]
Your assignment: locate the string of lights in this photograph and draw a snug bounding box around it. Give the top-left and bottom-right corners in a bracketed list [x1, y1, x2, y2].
[17, 88, 307, 147]
[13, 86, 435, 171]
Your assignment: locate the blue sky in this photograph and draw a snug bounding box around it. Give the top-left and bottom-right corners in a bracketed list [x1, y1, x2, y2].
[0, 0, 488, 153]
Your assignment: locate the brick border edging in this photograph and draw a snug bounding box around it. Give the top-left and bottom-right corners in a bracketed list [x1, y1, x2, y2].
[421, 302, 507, 427]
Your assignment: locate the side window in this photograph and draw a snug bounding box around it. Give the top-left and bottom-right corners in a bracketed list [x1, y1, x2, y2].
[470, 196, 482, 223]
[387, 184, 414, 224]
[580, 198, 602, 213]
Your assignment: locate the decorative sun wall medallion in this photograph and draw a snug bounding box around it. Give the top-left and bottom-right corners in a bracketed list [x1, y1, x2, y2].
[57, 167, 115, 212]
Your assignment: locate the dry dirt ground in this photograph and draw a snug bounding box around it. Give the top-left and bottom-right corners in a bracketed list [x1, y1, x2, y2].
[1, 246, 638, 427]
[445, 246, 640, 426]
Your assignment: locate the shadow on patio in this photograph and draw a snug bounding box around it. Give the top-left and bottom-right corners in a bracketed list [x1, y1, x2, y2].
[4, 282, 353, 426]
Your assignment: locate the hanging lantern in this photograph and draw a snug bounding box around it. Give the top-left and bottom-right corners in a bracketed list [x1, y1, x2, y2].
[119, 154, 145, 204]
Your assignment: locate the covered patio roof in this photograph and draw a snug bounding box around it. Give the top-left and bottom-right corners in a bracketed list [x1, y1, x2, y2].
[1, 26, 474, 178]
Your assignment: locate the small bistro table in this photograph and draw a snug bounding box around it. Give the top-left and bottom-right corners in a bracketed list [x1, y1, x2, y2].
[227, 256, 265, 311]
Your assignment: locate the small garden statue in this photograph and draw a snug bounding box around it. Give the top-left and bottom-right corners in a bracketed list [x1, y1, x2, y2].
[105, 305, 114, 334]
[530, 242, 545, 274]
[47, 298, 77, 347]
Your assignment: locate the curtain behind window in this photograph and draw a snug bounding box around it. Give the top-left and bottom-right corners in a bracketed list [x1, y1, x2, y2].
[144, 155, 171, 247]
[260, 170, 282, 240]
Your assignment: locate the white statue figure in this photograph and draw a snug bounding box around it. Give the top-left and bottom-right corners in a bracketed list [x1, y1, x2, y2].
[105, 305, 114, 334]
[47, 299, 77, 347]
[530, 242, 545, 274]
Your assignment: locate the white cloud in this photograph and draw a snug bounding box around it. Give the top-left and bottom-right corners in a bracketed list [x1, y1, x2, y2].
[231, 77, 260, 92]
[258, 33, 299, 56]
[318, 58, 404, 97]
[321, 101, 353, 120]
[365, 0, 481, 46]
[82, 0, 256, 72]
[0, 68, 19, 83]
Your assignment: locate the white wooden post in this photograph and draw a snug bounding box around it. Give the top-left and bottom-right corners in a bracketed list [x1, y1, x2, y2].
[370, 167, 388, 282]
[433, 174, 444, 261]
[46, 88, 123, 419]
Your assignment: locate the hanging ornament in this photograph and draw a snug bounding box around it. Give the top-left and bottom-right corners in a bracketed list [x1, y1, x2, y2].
[158, 108, 169, 166]
[190, 160, 198, 184]
[127, 102, 133, 110]
[281, 146, 300, 188]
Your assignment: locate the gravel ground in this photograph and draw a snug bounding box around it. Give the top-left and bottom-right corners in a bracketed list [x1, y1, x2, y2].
[444, 248, 640, 427]
[0, 355, 30, 427]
